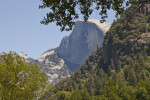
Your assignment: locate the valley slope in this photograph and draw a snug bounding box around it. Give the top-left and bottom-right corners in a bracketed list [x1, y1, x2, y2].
[47, 2, 150, 97]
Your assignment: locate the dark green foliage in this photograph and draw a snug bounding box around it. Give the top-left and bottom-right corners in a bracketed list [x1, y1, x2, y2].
[39, 0, 149, 31]
[49, 91, 71, 100]
[42, 80, 150, 100]
[69, 91, 82, 100]
[100, 79, 134, 100]
[80, 88, 91, 100]
[135, 80, 150, 100]
[0, 52, 48, 100]
[100, 80, 150, 100]
[42, 88, 92, 100]
[41, 3, 150, 100]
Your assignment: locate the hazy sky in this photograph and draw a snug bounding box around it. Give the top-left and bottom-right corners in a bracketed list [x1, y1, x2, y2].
[0, 0, 115, 59]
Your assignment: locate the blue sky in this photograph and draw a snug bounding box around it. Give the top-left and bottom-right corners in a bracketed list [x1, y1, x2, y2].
[0, 0, 115, 59]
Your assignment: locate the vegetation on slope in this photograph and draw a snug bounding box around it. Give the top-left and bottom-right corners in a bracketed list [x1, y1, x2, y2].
[0, 52, 48, 100]
[40, 0, 149, 31]
[42, 80, 150, 100]
[41, 3, 150, 100]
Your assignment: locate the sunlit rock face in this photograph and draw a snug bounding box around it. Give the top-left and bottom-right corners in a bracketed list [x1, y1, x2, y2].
[19, 19, 111, 85]
[58, 19, 111, 72]
[36, 49, 70, 84]
[19, 49, 70, 85]
[19, 52, 35, 63]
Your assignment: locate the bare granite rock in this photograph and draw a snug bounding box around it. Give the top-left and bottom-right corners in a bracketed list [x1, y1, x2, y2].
[58, 19, 111, 72]
[19, 19, 111, 84]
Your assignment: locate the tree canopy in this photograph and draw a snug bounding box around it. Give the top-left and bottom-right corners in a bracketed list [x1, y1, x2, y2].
[39, 0, 149, 31]
[0, 52, 48, 100]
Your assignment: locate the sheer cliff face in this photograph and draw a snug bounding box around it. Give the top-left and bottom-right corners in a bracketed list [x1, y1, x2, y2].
[58, 20, 111, 72]
[18, 19, 111, 84]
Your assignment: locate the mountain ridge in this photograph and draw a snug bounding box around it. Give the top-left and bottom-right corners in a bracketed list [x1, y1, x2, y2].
[49, 3, 150, 96]
[58, 20, 111, 72]
[18, 19, 111, 84]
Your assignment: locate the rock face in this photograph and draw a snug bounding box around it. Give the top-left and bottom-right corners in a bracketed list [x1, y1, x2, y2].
[19, 49, 70, 85]
[18, 19, 111, 84]
[58, 19, 111, 72]
[50, 3, 150, 96]
[19, 52, 35, 63]
[37, 49, 70, 84]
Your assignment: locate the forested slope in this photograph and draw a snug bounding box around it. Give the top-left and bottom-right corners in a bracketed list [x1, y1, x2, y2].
[41, 2, 150, 100]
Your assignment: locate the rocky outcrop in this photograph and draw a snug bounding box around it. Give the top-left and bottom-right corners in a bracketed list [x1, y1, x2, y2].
[19, 19, 111, 84]
[19, 52, 35, 63]
[37, 49, 70, 84]
[58, 19, 111, 72]
[50, 3, 150, 95]
[19, 50, 70, 85]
